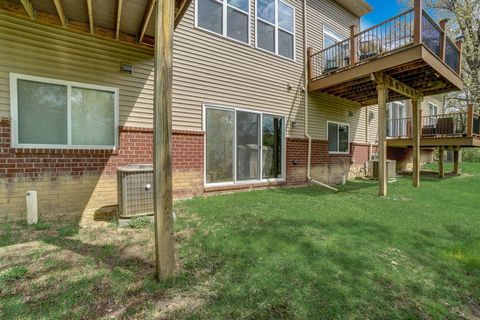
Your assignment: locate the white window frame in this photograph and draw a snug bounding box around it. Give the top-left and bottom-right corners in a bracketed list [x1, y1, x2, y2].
[428, 102, 439, 116]
[203, 103, 286, 187]
[326, 120, 350, 154]
[195, 0, 251, 45]
[323, 26, 344, 49]
[255, 0, 296, 60]
[387, 100, 407, 136]
[10, 73, 119, 150]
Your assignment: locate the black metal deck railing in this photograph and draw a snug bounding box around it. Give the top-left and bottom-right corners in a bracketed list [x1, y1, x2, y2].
[309, 3, 461, 81]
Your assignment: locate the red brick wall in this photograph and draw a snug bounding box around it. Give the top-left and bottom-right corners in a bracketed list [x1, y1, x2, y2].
[0, 118, 203, 195]
[286, 138, 372, 184]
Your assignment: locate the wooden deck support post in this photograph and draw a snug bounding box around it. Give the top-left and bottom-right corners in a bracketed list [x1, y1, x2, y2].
[453, 147, 460, 175]
[413, 0, 423, 45]
[377, 82, 388, 196]
[438, 146, 445, 178]
[153, 0, 176, 281]
[412, 99, 421, 187]
[467, 103, 474, 137]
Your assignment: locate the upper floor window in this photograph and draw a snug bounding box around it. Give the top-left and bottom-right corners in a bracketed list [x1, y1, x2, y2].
[323, 27, 343, 49]
[256, 0, 295, 59]
[196, 0, 250, 44]
[10, 74, 118, 149]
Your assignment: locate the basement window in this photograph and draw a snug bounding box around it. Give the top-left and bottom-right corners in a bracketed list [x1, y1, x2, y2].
[327, 121, 350, 154]
[204, 105, 285, 185]
[10, 73, 118, 149]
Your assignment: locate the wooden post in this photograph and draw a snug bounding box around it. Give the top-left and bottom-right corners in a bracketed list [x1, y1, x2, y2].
[455, 39, 463, 75]
[377, 82, 388, 196]
[307, 47, 313, 82]
[153, 0, 176, 281]
[349, 25, 358, 66]
[467, 103, 474, 137]
[438, 147, 445, 178]
[453, 147, 460, 175]
[412, 99, 421, 187]
[439, 19, 448, 61]
[413, 0, 423, 45]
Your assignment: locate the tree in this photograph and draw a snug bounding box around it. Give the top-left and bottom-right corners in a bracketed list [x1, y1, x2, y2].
[398, 0, 480, 112]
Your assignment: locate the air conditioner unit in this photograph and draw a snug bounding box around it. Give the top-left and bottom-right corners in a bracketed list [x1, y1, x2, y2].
[369, 160, 397, 180]
[117, 164, 154, 218]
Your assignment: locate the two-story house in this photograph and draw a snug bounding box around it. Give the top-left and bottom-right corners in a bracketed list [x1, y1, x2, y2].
[0, 0, 469, 221]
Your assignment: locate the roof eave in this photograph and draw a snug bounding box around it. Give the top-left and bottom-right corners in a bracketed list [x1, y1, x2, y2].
[335, 0, 373, 17]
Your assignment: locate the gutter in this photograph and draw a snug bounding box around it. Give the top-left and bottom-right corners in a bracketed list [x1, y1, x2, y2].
[303, 0, 338, 193]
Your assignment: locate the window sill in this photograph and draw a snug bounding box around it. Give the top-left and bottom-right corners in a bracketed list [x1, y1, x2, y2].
[328, 152, 350, 156]
[204, 179, 287, 192]
[10, 146, 118, 155]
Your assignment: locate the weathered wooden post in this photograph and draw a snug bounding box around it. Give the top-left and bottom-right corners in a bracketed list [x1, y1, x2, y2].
[153, 0, 176, 280]
[453, 147, 460, 175]
[377, 80, 388, 196]
[413, 0, 423, 45]
[349, 25, 358, 66]
[412, 99, 421, 187]
[438, 146, 445, 178]
[467, 103, 474, 137]
[439, 19, 448, 61]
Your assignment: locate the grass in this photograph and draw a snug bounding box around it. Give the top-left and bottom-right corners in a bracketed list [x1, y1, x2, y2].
[0, 163, 479, 319]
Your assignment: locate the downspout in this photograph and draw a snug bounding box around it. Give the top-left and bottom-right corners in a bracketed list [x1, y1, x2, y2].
[303, 0, 338, 193]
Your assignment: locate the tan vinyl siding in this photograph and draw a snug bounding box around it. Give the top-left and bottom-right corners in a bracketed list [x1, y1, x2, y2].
[306, 0, 359, 53]
[1, 0, 361, 136]
[172, 0, 305, 136]
[0, 13, 155, 128]
[305, 0, 362, 142]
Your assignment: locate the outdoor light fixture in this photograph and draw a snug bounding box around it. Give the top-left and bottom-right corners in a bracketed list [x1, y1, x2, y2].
[348, 111, 354, 117]
[291, 121, 297, 128]
[121, 63, 133, 75]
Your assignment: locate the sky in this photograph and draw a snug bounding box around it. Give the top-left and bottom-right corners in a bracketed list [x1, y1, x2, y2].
[360, 0, 404, 30]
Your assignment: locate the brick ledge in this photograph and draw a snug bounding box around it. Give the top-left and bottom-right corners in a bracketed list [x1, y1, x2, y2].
[204, 180, 287, 193]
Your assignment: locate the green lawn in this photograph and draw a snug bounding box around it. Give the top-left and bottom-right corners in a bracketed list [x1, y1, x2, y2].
[1, 164, 480, 319]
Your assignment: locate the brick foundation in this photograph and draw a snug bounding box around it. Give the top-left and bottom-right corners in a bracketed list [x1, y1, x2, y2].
[0, 118, 203, 221]
[1, 117, 375, 222]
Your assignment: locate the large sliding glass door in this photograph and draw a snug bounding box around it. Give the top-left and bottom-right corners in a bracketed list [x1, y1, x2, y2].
[205, 108, 235, 183]
[205, 106, 284, 185]
[236, 111, 261, 181]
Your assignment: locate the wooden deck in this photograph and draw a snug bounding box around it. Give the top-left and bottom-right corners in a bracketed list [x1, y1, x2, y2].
[387, 106, 480, 148]
[307, 7, 463, 105]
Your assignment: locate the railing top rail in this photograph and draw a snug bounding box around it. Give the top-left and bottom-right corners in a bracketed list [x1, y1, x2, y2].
[421, 112, 467, 118]
[355, 9, 414, 37]
[317, 37, 350, 54]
